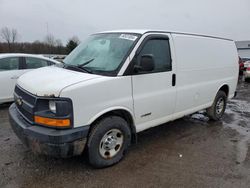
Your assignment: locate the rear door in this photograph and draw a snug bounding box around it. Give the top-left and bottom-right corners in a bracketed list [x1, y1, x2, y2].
[0, 57, 26, 102]
[24, 57, 50, 69]
[131, 33, 177, 131]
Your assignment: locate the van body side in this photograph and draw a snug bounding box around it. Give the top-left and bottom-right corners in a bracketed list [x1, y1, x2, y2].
[171, 34, 238, 120]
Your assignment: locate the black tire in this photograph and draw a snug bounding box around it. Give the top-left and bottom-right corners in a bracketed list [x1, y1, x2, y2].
[206, 91, 227, 121]
[87, 116, 131, 168]
[245, 77, 250, 82]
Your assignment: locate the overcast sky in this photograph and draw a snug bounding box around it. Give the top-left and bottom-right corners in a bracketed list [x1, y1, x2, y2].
[0, 0, 250, 44]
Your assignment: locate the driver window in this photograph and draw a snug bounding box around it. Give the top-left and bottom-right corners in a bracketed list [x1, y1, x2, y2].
[137, 39, 172, 73]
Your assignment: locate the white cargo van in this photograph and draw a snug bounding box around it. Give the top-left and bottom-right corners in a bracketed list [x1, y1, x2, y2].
[9, 30, 239, 168]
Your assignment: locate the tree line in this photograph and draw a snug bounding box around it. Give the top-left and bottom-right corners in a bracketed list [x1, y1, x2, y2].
[0, 27, 80, 54]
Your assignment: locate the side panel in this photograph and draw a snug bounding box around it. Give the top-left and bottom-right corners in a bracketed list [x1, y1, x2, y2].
[60, 76, 134, 128]
[172, 34, 238, 115]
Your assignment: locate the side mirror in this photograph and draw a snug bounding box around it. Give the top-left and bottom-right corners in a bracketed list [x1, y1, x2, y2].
[134, 54, 155, 72]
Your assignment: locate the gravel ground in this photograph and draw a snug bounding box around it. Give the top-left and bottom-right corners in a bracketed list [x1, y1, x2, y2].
[0, 80, 249, 188]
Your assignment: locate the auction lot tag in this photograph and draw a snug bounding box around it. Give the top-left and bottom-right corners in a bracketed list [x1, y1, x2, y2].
[119, 34, 138, 41]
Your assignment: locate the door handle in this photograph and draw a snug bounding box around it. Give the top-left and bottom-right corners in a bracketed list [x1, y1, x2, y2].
[11, 76, 19, 79]
[172, 74, 176, 86]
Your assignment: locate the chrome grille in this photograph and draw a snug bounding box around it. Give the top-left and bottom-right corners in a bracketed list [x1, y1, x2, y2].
[14, 86, 37, 123]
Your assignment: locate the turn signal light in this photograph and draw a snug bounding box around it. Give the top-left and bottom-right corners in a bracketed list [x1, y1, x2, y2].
[34, 116, 70, 127]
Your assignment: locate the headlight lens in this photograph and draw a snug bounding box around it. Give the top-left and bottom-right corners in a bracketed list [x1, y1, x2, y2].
[49, 101, 57, 113]
[35, 98, 73, 128]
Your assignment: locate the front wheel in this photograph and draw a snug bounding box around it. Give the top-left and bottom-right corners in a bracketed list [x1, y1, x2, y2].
[87, 116, 131, 168]
[207, 91, 227, 121]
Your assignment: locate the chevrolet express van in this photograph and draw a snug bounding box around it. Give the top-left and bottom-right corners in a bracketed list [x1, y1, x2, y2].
[9, 30, 239, 168]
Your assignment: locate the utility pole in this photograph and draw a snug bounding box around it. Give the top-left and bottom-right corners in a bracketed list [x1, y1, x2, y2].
[46, 22, 49, 35]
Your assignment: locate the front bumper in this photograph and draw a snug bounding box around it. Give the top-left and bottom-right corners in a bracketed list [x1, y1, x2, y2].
[244, 71, 250, 79]
[9, 104, 90, 158]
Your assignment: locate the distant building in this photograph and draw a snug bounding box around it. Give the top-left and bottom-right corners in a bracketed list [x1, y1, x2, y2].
[235, 41, 250, 60]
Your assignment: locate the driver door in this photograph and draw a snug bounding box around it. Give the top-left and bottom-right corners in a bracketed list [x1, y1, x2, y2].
[131, 33, 177, 131]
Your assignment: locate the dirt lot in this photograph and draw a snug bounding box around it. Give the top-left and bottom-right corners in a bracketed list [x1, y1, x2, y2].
[0, 80, 249, 188]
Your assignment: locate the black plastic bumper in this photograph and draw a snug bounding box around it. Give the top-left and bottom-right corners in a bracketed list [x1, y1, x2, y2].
[9, 104, 90, 158]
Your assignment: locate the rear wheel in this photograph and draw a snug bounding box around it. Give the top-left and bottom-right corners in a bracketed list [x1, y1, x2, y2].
[87, 116, 131, 168]
[244, 77, 250, 82]
[207, 91, 227, 121]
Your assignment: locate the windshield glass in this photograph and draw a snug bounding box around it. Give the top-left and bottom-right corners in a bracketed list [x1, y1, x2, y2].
[64, 33, 140, 75]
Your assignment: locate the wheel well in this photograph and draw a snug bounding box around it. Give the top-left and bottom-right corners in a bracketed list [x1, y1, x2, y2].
[219, 85, 229, 97]
[89, 110, 137, 144]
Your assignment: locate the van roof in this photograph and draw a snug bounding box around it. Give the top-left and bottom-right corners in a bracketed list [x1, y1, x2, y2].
[97, 29, 233, 41]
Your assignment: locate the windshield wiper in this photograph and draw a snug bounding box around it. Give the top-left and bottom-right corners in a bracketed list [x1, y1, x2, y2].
[77, 58, 95, 68]
[63, 63, 93, 74]
[76, 65, 93, 74]
[62, 58, 94, 74]
[76, 58, 95, 73]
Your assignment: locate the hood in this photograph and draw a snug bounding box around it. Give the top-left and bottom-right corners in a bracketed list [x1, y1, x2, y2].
[17, 66, 102, 97]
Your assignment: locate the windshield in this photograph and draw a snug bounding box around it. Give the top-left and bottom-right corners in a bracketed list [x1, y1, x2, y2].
[64, 33, 140, 76]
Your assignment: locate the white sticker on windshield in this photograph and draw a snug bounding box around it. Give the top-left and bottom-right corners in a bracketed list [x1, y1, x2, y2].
[119, 34, 138, 41]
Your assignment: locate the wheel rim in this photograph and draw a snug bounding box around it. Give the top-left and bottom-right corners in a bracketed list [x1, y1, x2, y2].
[99, 129, 124, 159]
[216, 98, 225, 115]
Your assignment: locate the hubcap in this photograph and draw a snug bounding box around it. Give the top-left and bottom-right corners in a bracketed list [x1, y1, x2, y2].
[216, 98, 225, 115]
[99, 129, 124, 159]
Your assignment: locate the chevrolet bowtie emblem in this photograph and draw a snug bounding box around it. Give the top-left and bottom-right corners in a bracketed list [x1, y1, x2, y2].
[16, 97, 23, 106]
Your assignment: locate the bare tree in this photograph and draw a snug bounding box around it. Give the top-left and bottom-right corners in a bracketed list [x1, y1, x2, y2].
[55, 39, 63, 47]
[11, 29, 18, 43]
[44, 34, 57, 53]
[1, 27, 11, 43]
[0, 27, 19, 52]
[33, 40, 41, 44]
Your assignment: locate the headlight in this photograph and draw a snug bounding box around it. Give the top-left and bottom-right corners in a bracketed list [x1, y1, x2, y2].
[35, 98, 73, 128]
[49, 101, 57, 113]
[48, 100, 71, 116]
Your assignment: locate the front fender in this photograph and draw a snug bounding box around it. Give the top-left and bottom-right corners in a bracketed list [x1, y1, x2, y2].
[87, 106, 134, 125]
[60, 76, 134, 128]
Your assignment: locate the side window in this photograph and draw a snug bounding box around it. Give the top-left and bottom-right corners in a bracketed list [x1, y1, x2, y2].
[25, 57, 48, 69]
[137, 38, 172, 73]
[0, 57, 19, 71]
